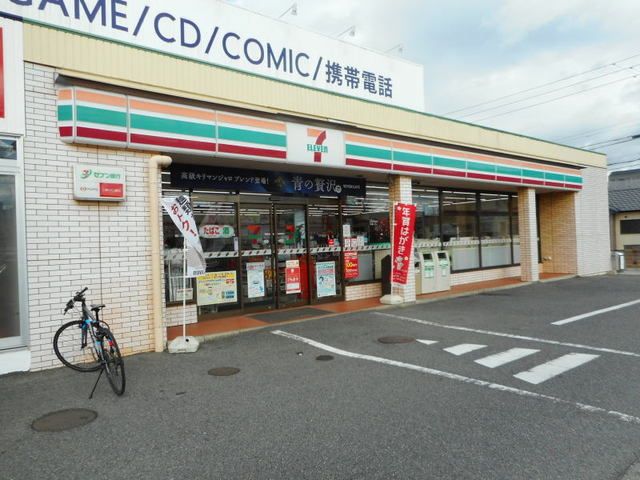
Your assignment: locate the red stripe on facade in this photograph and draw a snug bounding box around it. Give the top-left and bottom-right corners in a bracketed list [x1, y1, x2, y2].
[218, 143, 286, 159]
[392, 164, 433, 174]
[433, 168, 466, 178]
[346, 158, 393, 170]
[566, 184, 582, 190]
[522, 179, 545, 186]
[131, 133, 216, 152]
[545, 181, 565, 188]
[0, 28, 5, 119]
[59, 126, 73, 137]
[467, 172, 496, 181]
[496, 176, 522, 184]
[77, 127, 127, 143]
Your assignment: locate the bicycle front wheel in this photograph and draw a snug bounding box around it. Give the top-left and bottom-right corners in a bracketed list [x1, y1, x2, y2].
[53, 320, 102, 372]
[102, 330, 126, 396]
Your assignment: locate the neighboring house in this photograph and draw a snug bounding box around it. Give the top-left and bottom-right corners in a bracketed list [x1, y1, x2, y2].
[609, 169, 640, 268]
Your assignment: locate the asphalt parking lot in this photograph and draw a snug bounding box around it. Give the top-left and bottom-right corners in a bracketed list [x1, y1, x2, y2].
[2, 274, 640, 479]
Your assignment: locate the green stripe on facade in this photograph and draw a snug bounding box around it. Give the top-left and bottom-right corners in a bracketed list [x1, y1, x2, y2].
[433, 156, 466, 170]
[131, 113, 214, 138]
[218, 126, 286, 147]
[565, 175, 583, 184]
[496, 165, 521, 176]
[393, 150, 432, 166]
[467, 161, 495, 174]
[522, 169, 545, 180]
[545, 172, 565, 182]
[76, 105, 127, 127]
[346, 144, 392, 161]
[58, 105, 73, 122]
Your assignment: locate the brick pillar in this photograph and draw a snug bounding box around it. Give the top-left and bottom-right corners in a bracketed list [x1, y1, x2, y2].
[387, 175, 416, 303]
[518, 187, 540, 282]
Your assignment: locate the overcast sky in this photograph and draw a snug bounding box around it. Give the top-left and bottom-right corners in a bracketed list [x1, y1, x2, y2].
[226, 0, 640, 169]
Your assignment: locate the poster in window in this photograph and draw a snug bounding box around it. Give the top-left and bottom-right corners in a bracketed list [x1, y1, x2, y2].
[344, 251, 359, 279]
[197, 271, 237, 306]
[246, 262, 266, 298]
[316, 261, 336, 298]
[285, 260, 301, 294]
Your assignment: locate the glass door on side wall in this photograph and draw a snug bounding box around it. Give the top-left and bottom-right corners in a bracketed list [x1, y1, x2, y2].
[308, 203, 343, 303]
[0, 174, 21, 347]
[239, 203, 276, 311]
[274, 205, 309, 308]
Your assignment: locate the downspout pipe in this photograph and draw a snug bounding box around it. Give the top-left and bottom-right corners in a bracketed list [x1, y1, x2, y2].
[149, 155, 172, 352]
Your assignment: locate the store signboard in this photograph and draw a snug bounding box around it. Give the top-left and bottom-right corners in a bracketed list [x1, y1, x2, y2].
[0, 17, 24, 135]
[316, 261, 337, 298]
[391, 203, 416, 285]
[285, 260, 301, 294]
[73, 164, 126, 201]
[344, 251, 359, 280]
[197, 271, 237, 306]
[287, 124, 344, 167]
[2, 1, 424, 111]
[171, 165, 366, 198]
[199, 225, 235, 239]
[246, 262, 265, 299]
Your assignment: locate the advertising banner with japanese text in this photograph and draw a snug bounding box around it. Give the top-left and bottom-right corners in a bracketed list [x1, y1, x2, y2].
[162, 195, 206, 277]
[197, 271, 237, 306]
[246, 262, 266, 299]
[391, 203, 416, 285]
[316, 261, 337, 298]
[344, 251, 359, 280]
[285, 260, 301, 294]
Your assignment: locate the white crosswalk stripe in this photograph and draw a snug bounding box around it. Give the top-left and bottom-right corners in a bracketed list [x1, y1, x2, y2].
[475, 348, 540, 368]
[514, 353, 600, 385]
[416, 339, 438, 345]
[443, 344, 487, 356]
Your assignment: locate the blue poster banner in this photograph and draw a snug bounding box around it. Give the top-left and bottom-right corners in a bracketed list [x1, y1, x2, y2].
[170, 165, 366, 198]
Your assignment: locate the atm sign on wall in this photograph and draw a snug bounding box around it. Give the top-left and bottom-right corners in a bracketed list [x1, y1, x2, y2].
[73, 165, 126, 201]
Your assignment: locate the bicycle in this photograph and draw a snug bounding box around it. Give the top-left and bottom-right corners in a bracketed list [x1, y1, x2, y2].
[53, 287, 126, 398]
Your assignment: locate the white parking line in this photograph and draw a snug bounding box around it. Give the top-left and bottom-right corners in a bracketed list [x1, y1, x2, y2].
[551, 298, 640, 326]
[272, 330, 640, 425]
[514, 353, 600, 384]
[416, 339, 438, 345]
[374, 312, 640, 358]
[475, 348, 540, 368]
[444, 344, 487, 356]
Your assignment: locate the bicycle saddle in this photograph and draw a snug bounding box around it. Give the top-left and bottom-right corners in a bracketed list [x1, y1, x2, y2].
[90, 304, 106, 312]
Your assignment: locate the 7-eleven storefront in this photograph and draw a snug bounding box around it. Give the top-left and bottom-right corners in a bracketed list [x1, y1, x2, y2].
[0, 6, 611, 372]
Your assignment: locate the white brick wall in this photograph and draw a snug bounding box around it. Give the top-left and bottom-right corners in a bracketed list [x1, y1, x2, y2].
[576, 166, 611, 275]
[24, 63, 158, 370]
[451, 266, 521, 286]
[388, 175, 416, 303]
[345, 282, 382, 301]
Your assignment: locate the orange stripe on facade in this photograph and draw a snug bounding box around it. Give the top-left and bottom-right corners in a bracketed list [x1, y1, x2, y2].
[218, 113, 286, 132]
[75, 89, 126, 108]
[307, 128, 324, 138]
[392, 141, 432, 154]
[345, 133, 393, 148]
[130, 98, 215, 122]
[57, 89, 73, 101]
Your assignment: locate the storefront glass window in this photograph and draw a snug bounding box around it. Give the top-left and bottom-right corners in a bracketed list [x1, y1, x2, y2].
[414, 187, 441, 248]
[342, 184, 391, 284]
[511, 195, 520, 264]
[0, 139, 17, 160]
[0, 174, 20, 343]
[442, 191, 480, 270]
[479, 193, 512, 267]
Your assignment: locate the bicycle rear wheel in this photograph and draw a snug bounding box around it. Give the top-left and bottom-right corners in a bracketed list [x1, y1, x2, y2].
[53, 320, 102, 372]
[101, 330, 126, 396]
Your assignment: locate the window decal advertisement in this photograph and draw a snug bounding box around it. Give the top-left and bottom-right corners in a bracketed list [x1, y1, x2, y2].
[344, 251, 359, 280]
[246, 262, 265, 299]
[316, 261, 337, 298]
[285, 260, 301, 294]
[197, 271, 237, 306]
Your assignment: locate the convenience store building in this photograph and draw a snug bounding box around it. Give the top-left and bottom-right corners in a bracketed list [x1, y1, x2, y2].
[0, 1, 610, 374]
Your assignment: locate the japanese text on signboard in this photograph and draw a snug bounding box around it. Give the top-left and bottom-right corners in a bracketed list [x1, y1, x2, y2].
[391, 203, 416, 285]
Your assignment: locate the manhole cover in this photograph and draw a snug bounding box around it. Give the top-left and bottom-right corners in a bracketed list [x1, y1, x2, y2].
[208, 367, 240, 376]
[378, 336, 415, 344]
[316, 355, 334, 361]
[32, 409, 97, 432]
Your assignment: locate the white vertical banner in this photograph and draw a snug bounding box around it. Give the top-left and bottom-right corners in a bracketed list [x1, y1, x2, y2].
[162, 195, 206, 277]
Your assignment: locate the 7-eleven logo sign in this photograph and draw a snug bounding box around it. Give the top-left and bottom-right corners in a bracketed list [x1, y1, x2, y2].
[306, 128, 328, 163]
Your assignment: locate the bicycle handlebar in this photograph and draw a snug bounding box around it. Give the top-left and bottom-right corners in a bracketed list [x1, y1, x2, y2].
[64, 287, 89, 314]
